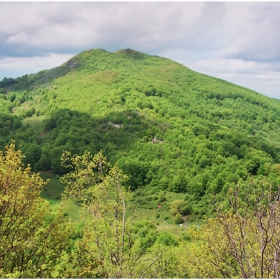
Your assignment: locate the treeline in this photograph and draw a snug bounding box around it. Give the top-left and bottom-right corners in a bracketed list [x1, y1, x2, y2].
[0, 62, 71, 93]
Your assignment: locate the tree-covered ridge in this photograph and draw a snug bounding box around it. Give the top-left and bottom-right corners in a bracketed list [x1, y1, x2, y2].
[1, 48, 280, 217]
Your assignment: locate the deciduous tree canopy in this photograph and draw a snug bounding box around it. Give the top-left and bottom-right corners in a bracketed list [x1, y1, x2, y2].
[0, 143, 73, 278]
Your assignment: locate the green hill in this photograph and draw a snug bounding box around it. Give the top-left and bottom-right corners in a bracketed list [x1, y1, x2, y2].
[1, 48, 280, 217]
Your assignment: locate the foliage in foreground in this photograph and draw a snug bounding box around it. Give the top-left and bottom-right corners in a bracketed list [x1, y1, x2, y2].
[0, 144, 184, 278]
[2, 143, 280, 278]
[0, 143, 73, 278]
[59, 150, 185, 278]
[180, 182, 280, 278]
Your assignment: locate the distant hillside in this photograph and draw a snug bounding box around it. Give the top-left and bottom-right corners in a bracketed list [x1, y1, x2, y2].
[1, 48, 280, 215]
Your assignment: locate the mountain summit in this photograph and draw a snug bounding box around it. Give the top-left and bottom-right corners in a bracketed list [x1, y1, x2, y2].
[1, 48, 280, 213]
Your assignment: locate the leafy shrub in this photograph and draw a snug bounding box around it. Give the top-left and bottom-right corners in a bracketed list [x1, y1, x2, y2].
[155, 232, 179, 247]
[181, 204, 192, 215]
[170, 199, 192, 216]
[158, 194, 167, 203]
[174, 213, 184, 224]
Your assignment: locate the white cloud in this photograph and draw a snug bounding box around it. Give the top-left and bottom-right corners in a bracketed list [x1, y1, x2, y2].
[180, 57, 280, 98]
[0, 2, 280, 98]
[0, 53, 74, 78]
[7, 32, 37, 45]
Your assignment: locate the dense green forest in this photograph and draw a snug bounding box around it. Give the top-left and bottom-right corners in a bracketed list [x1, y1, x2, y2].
[2, 48, 280, 277]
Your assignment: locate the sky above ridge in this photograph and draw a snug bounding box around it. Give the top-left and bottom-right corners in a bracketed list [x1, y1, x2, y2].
[1, 1, 280, 99]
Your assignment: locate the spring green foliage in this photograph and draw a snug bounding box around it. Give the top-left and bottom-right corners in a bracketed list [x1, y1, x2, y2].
[0, 143, 184, 278]
[177, 181, 280, 278]
[2, 143, 280, 278]
[170, 199, 192, 216]
[174, 213, 184, 224]
[59, 149, 183, 278]
[0, 143, 73, 278]
[2, 48, 280, 215]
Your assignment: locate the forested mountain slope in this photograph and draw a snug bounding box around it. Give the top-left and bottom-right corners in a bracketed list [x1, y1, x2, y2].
[1, 48, 280, 209]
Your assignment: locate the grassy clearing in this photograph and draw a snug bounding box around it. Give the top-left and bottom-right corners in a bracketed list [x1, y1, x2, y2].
[40, 171, 64, 203]
[40, 172, 82, 223]
[21, 115, 48, 133]
[39, 172, 198, 235]
[128, 190, 199, 235]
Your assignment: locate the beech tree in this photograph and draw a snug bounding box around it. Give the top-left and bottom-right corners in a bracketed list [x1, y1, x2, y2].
[0, 142, 73, 278]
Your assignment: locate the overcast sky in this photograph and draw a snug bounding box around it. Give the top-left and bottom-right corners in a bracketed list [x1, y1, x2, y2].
[1, 1, 280, 99]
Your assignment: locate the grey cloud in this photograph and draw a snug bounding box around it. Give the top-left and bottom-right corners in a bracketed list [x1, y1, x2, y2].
[220, 2, 280, 63]
[0, 2, 218, 57]
[1, 1, 280, 63]
[1, 2, 280, 98]
[224, 51, 280, 63]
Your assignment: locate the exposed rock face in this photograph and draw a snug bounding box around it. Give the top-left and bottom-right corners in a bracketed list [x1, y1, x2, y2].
[152, 136, 163, 144]
[108, 122, 121, 128]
